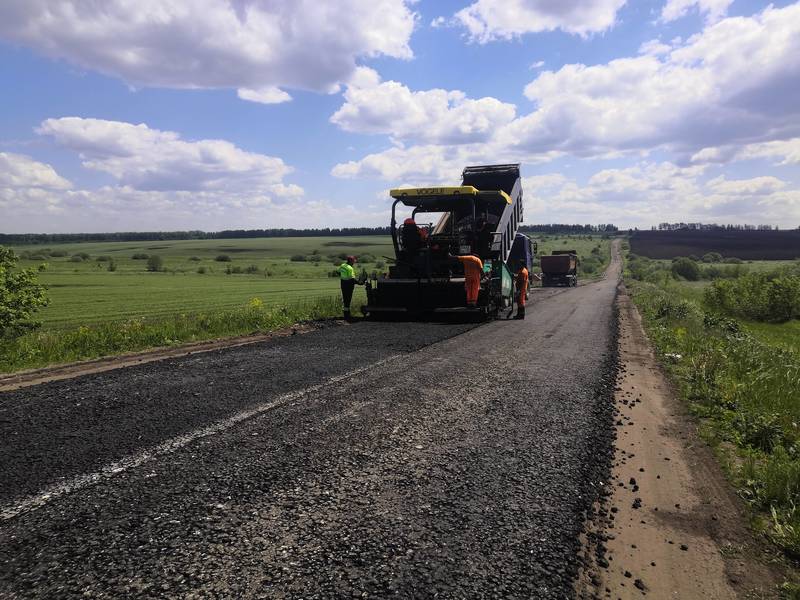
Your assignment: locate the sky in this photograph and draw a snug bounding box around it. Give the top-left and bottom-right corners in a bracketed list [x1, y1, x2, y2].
[0, 0, 799, 233]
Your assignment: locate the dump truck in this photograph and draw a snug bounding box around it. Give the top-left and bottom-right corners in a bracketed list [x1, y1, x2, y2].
[541, 250, 577, 287]
[362, 164, 524, 318]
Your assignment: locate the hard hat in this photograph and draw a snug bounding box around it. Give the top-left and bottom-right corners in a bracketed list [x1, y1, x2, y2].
[346, 255, 357, 263]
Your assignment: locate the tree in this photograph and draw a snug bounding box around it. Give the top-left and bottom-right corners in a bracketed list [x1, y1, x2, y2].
[146, 255, 163, 272]
[671, 257, 700, 281]
[0, 246, 49, 338]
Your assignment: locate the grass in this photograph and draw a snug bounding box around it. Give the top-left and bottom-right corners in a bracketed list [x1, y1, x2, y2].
[626, 274, 800, 559]
[742, 320, 800, 354]
[0, 296, 344, 373]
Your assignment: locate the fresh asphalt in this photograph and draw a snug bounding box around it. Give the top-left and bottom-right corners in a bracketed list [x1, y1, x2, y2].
[1, 253, 619, 598]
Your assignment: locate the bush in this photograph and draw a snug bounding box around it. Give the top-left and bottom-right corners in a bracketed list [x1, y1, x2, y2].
[197, 266, 207, 274]
[189, 256, 202, 262]
[96, 255, 111, 262]
[375, 260, 386, 270]
[107, 260, 117, 272]
[358, 253, 376, 263]
[704, 273, 800, 323]
[69, 254, 85, 263]
[146, 255, 163, 272]
[723, 257, 743, 264]
[244, 264, 259, 274]
[290, 255, 307, 262]
[48, 250, 67, 257]
[215, 254, 231, 262]
[132, 253, 149, 260]
[308, 254, 322, 263]
[0, 247, 49, 338]
[671, 257, 700, 281]
[702, 252, 723, 263]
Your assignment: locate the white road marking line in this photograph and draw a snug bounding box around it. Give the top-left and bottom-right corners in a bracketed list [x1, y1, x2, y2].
[1, 355, 401, 521]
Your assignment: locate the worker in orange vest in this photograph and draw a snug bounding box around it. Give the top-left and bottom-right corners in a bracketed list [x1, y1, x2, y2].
[453, 253, 483, 307]
[515, 265, 529, 319]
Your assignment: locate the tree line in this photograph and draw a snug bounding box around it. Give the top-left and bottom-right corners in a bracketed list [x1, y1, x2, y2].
[654, 223, 789, 231]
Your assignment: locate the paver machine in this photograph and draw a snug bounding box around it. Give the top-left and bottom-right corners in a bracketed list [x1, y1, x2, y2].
[362, 164, 524, 318]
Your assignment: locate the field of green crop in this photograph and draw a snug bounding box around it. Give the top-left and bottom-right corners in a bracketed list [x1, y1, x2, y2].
[13, 236, 392, 327]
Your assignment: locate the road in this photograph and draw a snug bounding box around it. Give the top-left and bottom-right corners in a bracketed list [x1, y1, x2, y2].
[1, 251, 620, 599]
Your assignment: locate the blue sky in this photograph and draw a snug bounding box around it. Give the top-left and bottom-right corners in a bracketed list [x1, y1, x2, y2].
[1, 0, 798, 232]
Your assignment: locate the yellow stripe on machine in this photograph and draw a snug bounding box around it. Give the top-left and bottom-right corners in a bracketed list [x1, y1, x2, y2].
[389, 186, 512, 204]
[389, 186, 479, 198]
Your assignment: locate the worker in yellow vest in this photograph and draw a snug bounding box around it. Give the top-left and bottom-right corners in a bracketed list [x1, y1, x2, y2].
[338, 255, 358, 321]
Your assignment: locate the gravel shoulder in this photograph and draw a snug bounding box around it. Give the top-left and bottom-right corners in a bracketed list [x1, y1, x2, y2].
[577, 284, 787, 599]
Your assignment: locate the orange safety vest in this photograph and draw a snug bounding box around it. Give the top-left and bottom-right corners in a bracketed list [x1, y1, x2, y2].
[457, 255, 483, 305]
[516, 267, 529, 306]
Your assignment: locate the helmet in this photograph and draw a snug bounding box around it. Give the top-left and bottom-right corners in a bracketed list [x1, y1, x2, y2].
[346, 255, 357, 264]
[403, 218, 416, 225]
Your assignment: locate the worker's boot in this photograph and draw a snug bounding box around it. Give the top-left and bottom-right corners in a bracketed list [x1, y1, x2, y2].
[343, 308, 352, 322]
[515, 306, 525, 320]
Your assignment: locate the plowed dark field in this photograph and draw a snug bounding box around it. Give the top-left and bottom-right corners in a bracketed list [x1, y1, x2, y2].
[630, 229, 800, 259]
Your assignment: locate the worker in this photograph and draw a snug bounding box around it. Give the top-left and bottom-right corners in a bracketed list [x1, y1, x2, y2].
[474, 218, 493, 257]
[515, 264, 529, 319]
[453, 253, 484, 307]
[401, 217, 423, 258]
[338, 255, 357, 321]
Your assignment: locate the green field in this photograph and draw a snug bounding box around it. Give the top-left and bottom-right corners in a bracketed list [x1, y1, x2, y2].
[13, 237, 391, 327]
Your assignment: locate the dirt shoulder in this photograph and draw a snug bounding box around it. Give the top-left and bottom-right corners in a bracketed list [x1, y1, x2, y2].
[578, 284, 786, 599]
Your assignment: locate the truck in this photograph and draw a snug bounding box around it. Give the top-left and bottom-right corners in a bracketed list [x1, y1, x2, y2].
[541, 250, 577, 287]
[362, 164, 525, 319]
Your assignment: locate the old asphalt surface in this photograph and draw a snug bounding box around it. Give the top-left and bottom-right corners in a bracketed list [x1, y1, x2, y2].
[1, 251, 620, 599]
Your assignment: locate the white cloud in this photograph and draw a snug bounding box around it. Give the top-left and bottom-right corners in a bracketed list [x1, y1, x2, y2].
[523, 163, 800, 227]
[452, 0, 628, 41]
[638, 39, 671, 56]
[661, 0, 733, 23]
[511, 3, 800, 159]
[706, 175, 786, 196]
[330, 68, 516, 145]
[0, 152, 72, 190]
[0, 185, 388, 233]
[331, 142, 563, 183]
[692, 138, 800, 166]
[36, 117, 299, 195]
[337, 4, 800, 186]
[0, 0, 416, 100]
[236, 87, 292, 105]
